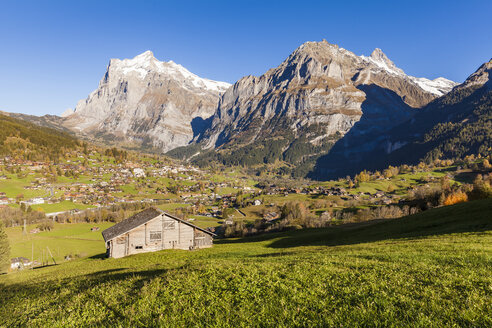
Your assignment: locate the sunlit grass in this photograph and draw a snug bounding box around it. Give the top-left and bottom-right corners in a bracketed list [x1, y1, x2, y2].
[1, 200, 491, 326]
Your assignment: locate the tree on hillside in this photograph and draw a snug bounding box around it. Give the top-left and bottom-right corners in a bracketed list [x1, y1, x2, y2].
[0, 222, 9, 273]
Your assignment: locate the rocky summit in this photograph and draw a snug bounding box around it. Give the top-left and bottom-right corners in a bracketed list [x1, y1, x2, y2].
[178, 40, 456, 175]
[63, 51, 231, 152]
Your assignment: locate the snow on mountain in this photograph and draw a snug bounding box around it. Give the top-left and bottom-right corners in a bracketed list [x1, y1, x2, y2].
[110, 51, 230, 93]
[360, 48, 457, 96]
[63, 51, 231, 152]
[410, 77, 458, 96]
[361, 48, 405, 76]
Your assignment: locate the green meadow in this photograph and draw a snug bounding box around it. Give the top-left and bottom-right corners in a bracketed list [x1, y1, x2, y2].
[5, 222, 113, 263]
[31, 200, 95, 213]
[1, 199, 491, 327]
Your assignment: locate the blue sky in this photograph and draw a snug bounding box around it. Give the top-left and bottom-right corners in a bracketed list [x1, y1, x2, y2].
[0, 0, 491, 116]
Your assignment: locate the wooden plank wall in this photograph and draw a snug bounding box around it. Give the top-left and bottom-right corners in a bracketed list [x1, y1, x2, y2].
[108, 214, 213, 258]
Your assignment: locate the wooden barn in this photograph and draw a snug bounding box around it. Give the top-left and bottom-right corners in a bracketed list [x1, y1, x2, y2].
[102, 208, 215, 258]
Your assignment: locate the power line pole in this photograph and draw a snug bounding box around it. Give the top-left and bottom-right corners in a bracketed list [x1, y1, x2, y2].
[46, 246, 56, 265]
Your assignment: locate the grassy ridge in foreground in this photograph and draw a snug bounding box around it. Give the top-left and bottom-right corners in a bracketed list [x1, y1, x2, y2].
[1, 199, 491, 327]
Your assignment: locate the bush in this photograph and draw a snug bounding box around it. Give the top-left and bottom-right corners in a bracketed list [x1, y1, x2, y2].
[37, 220, 54, 232]
[443, 192, 468, 206]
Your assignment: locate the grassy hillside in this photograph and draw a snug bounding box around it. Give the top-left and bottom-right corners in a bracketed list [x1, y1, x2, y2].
[0, 113, 80, 161]
[1, 199, 491, 327]
[6, 222, 114, 264]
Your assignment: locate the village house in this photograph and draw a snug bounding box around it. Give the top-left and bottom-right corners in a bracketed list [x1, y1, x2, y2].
[102, 208, 216, 258]
[20, 197, 45, 206]
[0, 196, 9, 205]
[10, 257, 32, 270]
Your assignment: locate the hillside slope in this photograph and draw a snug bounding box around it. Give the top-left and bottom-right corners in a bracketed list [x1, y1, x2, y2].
[1, 199, 491, 327]
[0, 113, 80, 161]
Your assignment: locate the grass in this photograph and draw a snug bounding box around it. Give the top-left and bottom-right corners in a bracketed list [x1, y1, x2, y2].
[5, 222, 113, 263]
[189, 215, 222, 229]
[31, 200, 95, 213]
[0, 174, 47, 198]
[156, 203, 191, 211]
[1, 199, 491, 327]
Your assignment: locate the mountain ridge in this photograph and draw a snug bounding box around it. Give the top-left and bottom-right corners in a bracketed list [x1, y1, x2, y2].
[172, 40, 458, 176]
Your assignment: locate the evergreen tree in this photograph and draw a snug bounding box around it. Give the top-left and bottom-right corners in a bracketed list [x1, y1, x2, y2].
[0, 222, 9, 273]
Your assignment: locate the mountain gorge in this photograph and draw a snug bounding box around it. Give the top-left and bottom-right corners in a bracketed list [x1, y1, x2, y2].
[63, 51, 230, 152]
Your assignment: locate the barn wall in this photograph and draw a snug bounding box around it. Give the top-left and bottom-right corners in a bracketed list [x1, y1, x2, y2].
[110, 236, 127, 259]
[194, 230, 213, 248]
[109, 213, 214, 258]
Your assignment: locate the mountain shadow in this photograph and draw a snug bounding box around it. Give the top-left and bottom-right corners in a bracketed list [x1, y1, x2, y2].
[310, 61, 492, 180]
[190, 115, 214, 141]
[308, 84, 417, 180]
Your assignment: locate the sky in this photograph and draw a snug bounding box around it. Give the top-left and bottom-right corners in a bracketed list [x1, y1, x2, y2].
[0, 0, 491, 116]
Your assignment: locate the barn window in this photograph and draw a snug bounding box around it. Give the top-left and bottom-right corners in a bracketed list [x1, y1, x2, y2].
[163, 221, 175, 229]
[135, 246, 143, 249]
[150, 231, 162, 241]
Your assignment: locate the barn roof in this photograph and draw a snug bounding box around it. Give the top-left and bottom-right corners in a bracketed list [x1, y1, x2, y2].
[11, 257, 30, 263]
[102, 207, 215, 241]
[102, 208, 160, 241]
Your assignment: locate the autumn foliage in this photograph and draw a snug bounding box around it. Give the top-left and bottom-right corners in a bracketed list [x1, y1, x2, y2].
[443, 192, 468, 206]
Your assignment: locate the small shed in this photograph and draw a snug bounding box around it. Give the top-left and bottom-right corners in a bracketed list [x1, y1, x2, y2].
[102, 208, 216, 258]
[11, 257, 31, 270]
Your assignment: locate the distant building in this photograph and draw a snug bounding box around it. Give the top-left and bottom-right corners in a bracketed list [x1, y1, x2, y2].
[102, 208, 215, 259]
[133, 168, 146, 178]
[10, 257, 31, 270]
[21, 197, 44, 206]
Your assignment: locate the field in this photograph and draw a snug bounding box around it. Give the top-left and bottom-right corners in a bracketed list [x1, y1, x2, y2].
[6, 222, 113, 263]
[1, 199, 491, 326]
[30, 200, 95, 213]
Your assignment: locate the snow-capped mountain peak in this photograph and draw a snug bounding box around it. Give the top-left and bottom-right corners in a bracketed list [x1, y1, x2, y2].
[108, 51, 230, 93]
[410, 76, 458, 96]
[359, 48, 404, 76]
[360, 48, 457, 96]
[65, 51, 231, 152]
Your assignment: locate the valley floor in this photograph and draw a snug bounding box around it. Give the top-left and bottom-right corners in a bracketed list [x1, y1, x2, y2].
[1, 199, 491, 327]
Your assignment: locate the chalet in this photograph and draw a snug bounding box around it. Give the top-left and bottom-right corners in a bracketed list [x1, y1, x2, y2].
[11, 257, 31, 270]
[102, 208, 215, 258]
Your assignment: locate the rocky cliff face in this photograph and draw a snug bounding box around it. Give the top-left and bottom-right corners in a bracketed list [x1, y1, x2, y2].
[63, 51, 230, 152]
[188, 40, 456, 173]
[311, 58, 492, 179]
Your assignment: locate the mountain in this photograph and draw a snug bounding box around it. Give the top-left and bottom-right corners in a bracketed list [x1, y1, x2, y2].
[311, 58, 492, 179]
[1, 111, 70, 133]
[63, 51, 231, 152]
[170, 40, 456, 176]
[0, 112, 80, 161]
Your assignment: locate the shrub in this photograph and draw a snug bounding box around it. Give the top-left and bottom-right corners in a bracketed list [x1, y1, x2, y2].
[443, 192, 468, 206]
[37, 220, 54, 232]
